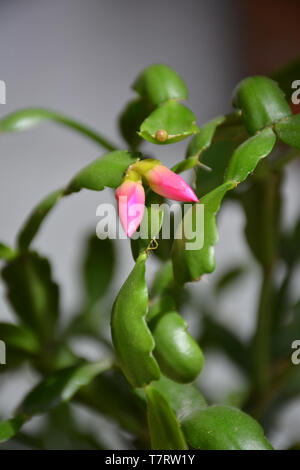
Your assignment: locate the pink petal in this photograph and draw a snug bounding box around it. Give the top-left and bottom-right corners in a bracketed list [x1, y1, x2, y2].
[115, 180, 145, 237]
[147, 165, 198, 202]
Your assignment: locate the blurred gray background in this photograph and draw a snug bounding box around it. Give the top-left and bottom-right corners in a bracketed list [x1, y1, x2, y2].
[0, 0, 299, 449]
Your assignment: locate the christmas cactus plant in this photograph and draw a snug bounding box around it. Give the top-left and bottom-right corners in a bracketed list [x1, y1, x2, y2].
[0, 60, 300, 450]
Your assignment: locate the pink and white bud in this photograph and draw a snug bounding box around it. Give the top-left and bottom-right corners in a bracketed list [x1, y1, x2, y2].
[115, 180, 145, 237]
[145, 164, 198, 202]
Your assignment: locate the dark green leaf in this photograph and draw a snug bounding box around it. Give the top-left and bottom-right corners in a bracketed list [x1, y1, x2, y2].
[215, 264, 248, 294]
[275, 114, 300, 149]
[0, 108, 116, 150]
[82, 235, 115, 309]
[272, 301, 300, 360]
[241, 172, 282, 269]
[224, 127, 276, 183]
[67, 150, 140, 192]
[139, 101, 198, 145]
[133, 64, 188, 106]
[195, 141, 236, 198]
[199, 315, 251, 373]
[195, 113, 249, 198]
[79, 370, 147, 436]
[20, 359, 113, 416]
[153, 210, 176, 261]
[150, 261, 173, 298]
[119, 98, 153, 150]
[172, 181, 236, 284]
[40, 403, 106, 450]
[271, 56, 300, 101]
[1, 252, 59, 341]
[0, 323, 39, 355]
[280, 217, 300, 267]
[146, 386, 188, 450]
[131, 201, 164, 261]
[111, 253, 160, 387]
[233, 76, 291, 135]
[17, 188, 64, 252]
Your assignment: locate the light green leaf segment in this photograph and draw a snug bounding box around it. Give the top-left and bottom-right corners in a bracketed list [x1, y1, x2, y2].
[111, 252, 160, 388]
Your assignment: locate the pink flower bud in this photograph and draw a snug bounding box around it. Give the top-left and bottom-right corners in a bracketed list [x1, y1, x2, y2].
[145, 164, 198, 202]
[115, 180, 145, 237]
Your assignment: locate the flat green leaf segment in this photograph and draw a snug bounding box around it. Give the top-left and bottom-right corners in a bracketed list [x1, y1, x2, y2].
[233, 76, 291, 135]
[119, 98, 153, 150]
[275, 114, 300, 149]
[139, 101, 199, 145]
[171, 115, 227, 174]
[0, 415, 27, 444]
[172, 181, 236, 284]
[0, 108, 116, 150]
[0, 359, 113, 443]
[111, 253, 160, 387]
[148, 300, 204, 383]
[21, 360, 113, 415]
[1, 252, 59, 342]
[0, 242, 15, 261]
[0, 323, 39, 357]
[133, 64, 188, 106]
[181, 405, 273, 450]
[67, 150, 140, 192]
[146, 386, 188, 450]
[151, 375, 207, 421]
[15, 150, 140, 251]
[186, 115, 225, 158]
[17, 188, 64, 252]
[150, 376, 272, 450]
[225, 127, 276, 183]
[82, 235, 115, 309]
[193, 113, 249, 197]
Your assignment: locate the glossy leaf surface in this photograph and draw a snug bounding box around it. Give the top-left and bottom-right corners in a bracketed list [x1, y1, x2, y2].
[150, 375, 207, 421]
[148, 303, 204, 383]
[233, 76, 291, 134]
[224, 127, 276, 183]
[172, 182, 235, 284]
[68, 150, 140, 192]
[146, 386, 188, 450]
[182, 405, 273, 450]
[275, 114, 300, 149]
[133, 64, 188, 106]
[111, 253, 160, 387]
[186, 116, 225, 157]
[139, 101, 198, 145]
